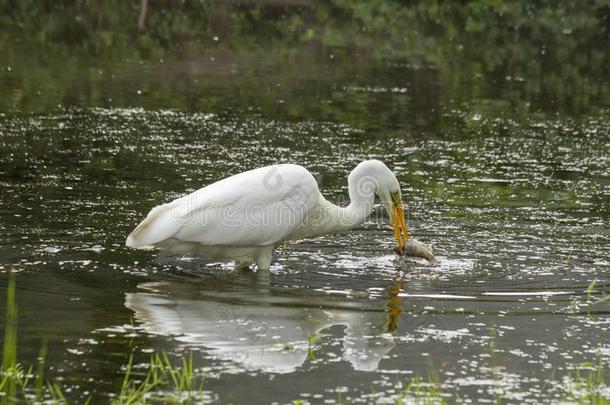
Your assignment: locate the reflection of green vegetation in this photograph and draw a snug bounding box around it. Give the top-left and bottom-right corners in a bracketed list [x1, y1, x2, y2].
[0, 0, 607, 116]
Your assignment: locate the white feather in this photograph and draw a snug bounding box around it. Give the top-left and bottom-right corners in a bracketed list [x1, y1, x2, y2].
[126, 160, 407, 269]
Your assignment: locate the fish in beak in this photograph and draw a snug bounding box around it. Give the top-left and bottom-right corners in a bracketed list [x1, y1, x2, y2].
[388, 190, 437, 263]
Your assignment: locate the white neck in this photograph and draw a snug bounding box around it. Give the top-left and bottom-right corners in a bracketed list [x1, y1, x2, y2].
[295, 172, 375, 239]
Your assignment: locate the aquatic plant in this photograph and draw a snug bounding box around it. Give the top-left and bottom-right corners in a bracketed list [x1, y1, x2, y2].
[0, 274, 205, 404]
[307, 333, 321, 361]
[0, 274, 65, 404]
[0, 273, 18, 402]
[112, 352, 204, 405]
[561, 361, 610, 404]
[395, 375, 446, 405]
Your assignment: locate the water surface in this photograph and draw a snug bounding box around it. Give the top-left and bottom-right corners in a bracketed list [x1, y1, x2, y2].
[1, 3, 609, 402]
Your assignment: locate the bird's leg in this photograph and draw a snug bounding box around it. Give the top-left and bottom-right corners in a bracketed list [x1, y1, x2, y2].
[254, 247, 274, 271]
[235, 260, 251, 271]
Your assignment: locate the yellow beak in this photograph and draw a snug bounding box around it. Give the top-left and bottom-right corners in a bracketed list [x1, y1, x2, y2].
[392, 203, 411, 250]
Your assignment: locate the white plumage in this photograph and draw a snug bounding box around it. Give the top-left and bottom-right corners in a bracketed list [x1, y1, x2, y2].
[126, 159, 411, 270]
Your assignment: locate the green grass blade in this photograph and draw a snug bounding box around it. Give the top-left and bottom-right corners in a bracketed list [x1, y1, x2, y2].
[1, 273, 18, 403]
[35, 343, 48, 402]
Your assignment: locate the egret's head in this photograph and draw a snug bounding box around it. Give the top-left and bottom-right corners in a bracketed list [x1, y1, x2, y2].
[348, 160, 411, 249]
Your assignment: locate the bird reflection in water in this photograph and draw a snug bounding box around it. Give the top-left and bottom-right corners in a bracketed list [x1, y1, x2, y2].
[125, 271, 405, 373]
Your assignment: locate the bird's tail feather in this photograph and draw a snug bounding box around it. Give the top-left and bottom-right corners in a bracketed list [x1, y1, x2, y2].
[125, 201, 183, 248]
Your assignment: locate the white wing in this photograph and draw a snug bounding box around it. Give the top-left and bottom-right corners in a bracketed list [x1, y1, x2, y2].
[126, 164, 321, 248]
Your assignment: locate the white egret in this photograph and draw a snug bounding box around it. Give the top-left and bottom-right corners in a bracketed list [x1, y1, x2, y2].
[126, 159, 422, 270]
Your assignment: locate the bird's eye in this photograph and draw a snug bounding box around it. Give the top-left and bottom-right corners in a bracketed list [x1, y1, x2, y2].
[389, 190, 401, 204]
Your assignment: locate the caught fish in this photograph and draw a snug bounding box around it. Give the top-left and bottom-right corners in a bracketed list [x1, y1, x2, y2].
[394, 238, 437, 263]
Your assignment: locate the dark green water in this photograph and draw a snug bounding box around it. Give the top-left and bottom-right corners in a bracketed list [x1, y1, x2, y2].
[1, 2, 610, 403]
